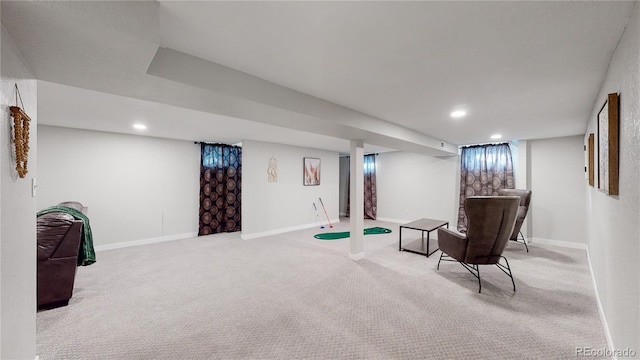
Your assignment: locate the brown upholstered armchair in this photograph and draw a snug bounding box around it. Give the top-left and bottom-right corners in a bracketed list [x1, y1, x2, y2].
[437, 196, 520, 293]
[498, 189, 532, 252]
[37, 211, 83, 309]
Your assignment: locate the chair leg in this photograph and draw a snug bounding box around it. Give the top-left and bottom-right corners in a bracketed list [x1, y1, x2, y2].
[513, 231, 529, 252]
[437, 252, 444, 270]
[519, 231, 529, 252]
[504, 257, 516, 292]
[495, 256, 516, 292]
[457, 262, 483, 293]
[447, 258, 514, 293]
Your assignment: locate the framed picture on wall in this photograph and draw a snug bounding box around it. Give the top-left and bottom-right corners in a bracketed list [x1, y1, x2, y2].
[597, 93, 619, 195]
[588, 133, 594, 187]
[303, 157, 320, 186]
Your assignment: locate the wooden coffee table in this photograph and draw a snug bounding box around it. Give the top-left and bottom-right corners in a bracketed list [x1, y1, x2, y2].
[399, 218, 449, 257]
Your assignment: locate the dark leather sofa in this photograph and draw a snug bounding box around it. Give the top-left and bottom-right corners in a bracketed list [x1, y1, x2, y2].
[37, 203, 85, 309]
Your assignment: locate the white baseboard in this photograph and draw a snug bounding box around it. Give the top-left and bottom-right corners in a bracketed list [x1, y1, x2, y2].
[349, 251, 365, 261]
[375, 217, 412, 224]
[94, 232, 198, 252]
[240, 218, 341, 240]
[586, 248, 616, 356]
[529, 237, 587, 250]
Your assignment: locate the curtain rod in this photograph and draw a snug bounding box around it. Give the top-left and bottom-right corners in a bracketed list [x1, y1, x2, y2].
[340, 153, 379, 157]
[460, 142, 509, 149]
[194, 141, 242, 147]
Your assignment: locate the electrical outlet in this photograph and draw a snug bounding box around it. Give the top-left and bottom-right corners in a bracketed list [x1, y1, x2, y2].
[32, 178, 37, 197]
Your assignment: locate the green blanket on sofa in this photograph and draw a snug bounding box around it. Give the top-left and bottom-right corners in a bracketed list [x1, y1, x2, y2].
[37, 206, 96, 266]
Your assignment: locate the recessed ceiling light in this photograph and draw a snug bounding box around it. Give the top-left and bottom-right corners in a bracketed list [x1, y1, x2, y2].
[450, 110, 466, 118]
[133, 123, 147, 130]
[491, 134, 502, 140]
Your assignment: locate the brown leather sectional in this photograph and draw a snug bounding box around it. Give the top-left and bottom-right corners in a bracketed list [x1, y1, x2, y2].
[37, 202, 86, 309]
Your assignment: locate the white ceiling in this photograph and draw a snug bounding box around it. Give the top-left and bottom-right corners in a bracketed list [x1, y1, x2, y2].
[2, 1, 635, 153]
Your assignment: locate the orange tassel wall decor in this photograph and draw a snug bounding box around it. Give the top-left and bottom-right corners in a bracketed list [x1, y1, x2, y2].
[10, 105, 31, 178]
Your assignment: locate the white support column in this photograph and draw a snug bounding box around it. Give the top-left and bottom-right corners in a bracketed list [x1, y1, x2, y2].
[517, 140, 531, 239]
[349, 140, 365, 260]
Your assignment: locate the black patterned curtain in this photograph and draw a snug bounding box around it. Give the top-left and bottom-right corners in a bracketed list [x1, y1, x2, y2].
[457, 143, 514, 232]
[346, 154, 377, 219]
[199, 143, 242, 236]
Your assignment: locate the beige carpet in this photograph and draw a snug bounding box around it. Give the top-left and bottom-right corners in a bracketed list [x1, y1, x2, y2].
[37, 219, 608, 359]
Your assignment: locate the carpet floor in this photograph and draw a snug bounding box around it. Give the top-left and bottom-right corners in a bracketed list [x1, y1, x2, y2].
[37, 219, 608, 359]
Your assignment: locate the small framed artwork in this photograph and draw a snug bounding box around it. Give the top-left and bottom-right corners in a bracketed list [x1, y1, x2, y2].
[597, 93, 619, 195]
[303, 157, 320, 186]
[588, 133, 594, 187]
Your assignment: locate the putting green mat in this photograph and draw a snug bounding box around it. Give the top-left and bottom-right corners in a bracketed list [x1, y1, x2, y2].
[314, 227, 392, 240]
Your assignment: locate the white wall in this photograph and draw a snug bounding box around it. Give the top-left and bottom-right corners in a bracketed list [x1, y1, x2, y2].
[584, 3, 640, 353]
[242, 140, 339, 238]
[1, 25, 37, 359]
[37, 126, 200, 248]
[529, 135, 587, 245]
[376, 151, 459, 225]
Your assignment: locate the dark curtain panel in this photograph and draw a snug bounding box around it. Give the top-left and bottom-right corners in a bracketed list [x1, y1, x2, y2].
[363, 154, 377, 219]
[346, 154, 377, 219]
[457, 143, 514, 232]
[199, 143, 242, 236]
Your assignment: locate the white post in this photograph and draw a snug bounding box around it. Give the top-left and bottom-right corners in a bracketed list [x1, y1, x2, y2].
[349, 140, 365, 260]
[517, 140, 531, 239]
